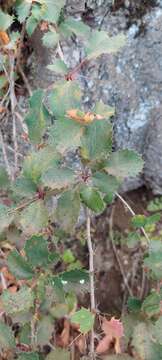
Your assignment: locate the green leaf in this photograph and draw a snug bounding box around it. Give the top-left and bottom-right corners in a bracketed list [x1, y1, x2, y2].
[80, 185, 105, 213]
[104, 356, 133, 360]
[1, 286, 34, 315]
[20, 200, 48, 235]
[60, 269, 89, 284]
[86, 31, 125, 60]
[71, 308, 94, 334]
[147, 197, 162, 212]
[0, 322, 15, 350]
[25, 90, 49, 144]
[42, 30, 59, 48]
[0, 9, 13, 31]
[59, 17, 91, 39]
[19, 323, 31, 345]
[81, 119, 112, 161]
[56, 189, 80, 233]
[7, 249, 34, 279]
[132, 215, 146, 228]
[132, 322, 162, 360]
[0, 166, 10, 190]
[26, 15, 38, 36]
[16, 0, 32, 23]
[41, 0, 66, 23]
[18, 353, 39, 360]
[142, 292, 160, 318]
[47, 59, 68, 75]
[24, 235, 49, 267]
[36, 316, 54, 346]
[62, 249, 75, 264]
[49, 118, 84, 154]
[127, 297, 142, 312]
[154, 316, 162, 345]
[12, 176, 37, 200]
[92, 172, 120, 196]
[0, 75, 8, 89]
[105, 149, 144, 179]
[46, 349, 70, 360]
[144, 251, 162, 280]
[0, 204, 14, 234]
[94, 101, 115, 119]
[23, 147, 60, 185]
[49, 80, 82, 118]
[41, 167, 75, 190]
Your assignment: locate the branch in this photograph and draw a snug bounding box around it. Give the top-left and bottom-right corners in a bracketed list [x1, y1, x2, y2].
[9, 52, 18, 178]
[0, 129, 13, 181]
[115, 192, 150, 243]
[86, 208, 95, 360]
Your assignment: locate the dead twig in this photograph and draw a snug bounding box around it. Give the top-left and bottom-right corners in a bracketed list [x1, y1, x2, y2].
[9, 52, 18, 177]
[0, 129, 13, 180]
[86, 208, 96, 360]
[115, 192, 150, 243]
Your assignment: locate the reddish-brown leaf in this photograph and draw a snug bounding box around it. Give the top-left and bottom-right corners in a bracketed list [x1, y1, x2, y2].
[96, 317, 124, 354]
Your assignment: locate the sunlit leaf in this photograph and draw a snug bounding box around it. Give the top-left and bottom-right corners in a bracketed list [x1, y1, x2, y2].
[16, 0, 32, 23]
[41, 0, 66, 24]
[85, 31, 125, 60]
[105, 150, 144, 179]
[20, 200, 48, 235]
[0, 10, 13, 31]
[80, 185, 105, 213]
[71, 308, 94, 334]
[41, 167, 75, 190]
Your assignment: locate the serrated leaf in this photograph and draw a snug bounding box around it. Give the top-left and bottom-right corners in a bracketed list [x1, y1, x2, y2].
[18, 353, 39, 360]
[132, 322, 162, 360]
[142, 292, 160, 318]
[42, 30, 59, 48]
[1, 286, 34, 315]
[49, 118, 84, 154]
[56, 189, 80, 233]
[71, 308, 94, 334]
[144, 251, 162, 280]
[80, 185, 105, 213]
[0, 10, 13, 31]
[41, 0, 66, 23]
[25, 90, 49, 144]
[105, 150, 144, 179]
[47, 59, 68, 75]
[36, 316, 54, 346]
[7, 249, 34, 279]
[20, 200, 48, 235]
[46, 349, 70, 360]
[0, 166, 10, 189]
[0, 204, 14, 234]
[81, 119, 112, 161]
[16, 0, 32, 23]
[24, 235, 49, 267]
[0, 322, 15, 350]
[49, 81, 82, 118]
[23, 146, 60, 185]
[12, 176, 37, 200]
[41, 167, 75, 190]
[92, 172, 120, 197]
[59, 17, 91, 39]
[86, 31, 125, 60]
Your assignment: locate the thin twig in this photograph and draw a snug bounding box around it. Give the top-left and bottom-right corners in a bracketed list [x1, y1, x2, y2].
[57, 42, 65, 61]
[0, 129, 13, 180]
[109, 206, 133, 297]
[86, 208, 95, 360]
[9, 52, 18, 177]
[0, 272, 7, 290]
[115, 192, 150, 243]
[17, 64, 32, 97]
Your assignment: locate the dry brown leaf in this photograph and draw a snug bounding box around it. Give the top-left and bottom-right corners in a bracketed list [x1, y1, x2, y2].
[0, 31, 10, 45]
[66, 109, 104, 125]
[75, 334, 86, 354]
[96, 317, 124, 355]
[59, 319, 70, 348]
